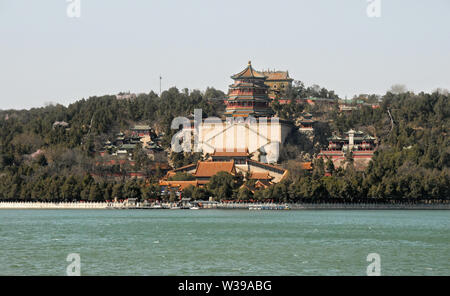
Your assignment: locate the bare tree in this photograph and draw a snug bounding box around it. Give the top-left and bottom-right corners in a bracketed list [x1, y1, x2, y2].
[389, 84, 408, 94]
[434, 88, 449, 95]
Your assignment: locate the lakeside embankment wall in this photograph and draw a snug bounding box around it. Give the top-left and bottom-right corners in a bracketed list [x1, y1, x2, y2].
[0, 202, 109, 209]
[0, 201, 449, 210]
[211, 203, 450, 210]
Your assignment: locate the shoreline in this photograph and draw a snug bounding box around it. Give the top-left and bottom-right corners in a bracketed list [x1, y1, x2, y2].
[0, 201, 449, 210]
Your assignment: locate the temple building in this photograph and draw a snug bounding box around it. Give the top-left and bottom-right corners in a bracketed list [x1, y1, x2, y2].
[161, 151, 288, 194]
[224, 61, 274, 118]
[176, 62, 293, 164]
[116, 91, 137, 100]
[317, 129, 377, 170]
[210, 149, 249, 164]
[339, 104, 358, 113]
[208, 149, 287, 182]
[297, 112, 315, 133]
[158, 180, 200, 196]
[131, 125, 151, 137]
[224, 63, 294, 114]
[195, 161, 237, 185]
[261, 70, 293, 100]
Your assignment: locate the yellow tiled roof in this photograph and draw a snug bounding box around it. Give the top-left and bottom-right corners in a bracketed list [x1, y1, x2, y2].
[231, 61, 266, 79]
[194, 161, 236, 177]
[262, 71, 292, 81]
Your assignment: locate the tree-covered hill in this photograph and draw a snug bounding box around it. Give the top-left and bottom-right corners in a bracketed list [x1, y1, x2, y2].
[0, 87, 224, 200]
[279, 91, 449, 203]
[0, 86, 448, 202]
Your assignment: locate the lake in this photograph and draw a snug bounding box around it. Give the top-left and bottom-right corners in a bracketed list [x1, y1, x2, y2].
[0, 209, 448, 275]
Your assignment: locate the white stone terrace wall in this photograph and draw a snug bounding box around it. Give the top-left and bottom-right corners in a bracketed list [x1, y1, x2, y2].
[0, 202, 109, 209]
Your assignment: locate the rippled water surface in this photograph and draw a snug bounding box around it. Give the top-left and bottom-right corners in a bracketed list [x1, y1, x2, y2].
[0, 209, 448, 275]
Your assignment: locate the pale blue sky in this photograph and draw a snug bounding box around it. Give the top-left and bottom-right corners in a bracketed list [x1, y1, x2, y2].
[1, 0, 449, 109]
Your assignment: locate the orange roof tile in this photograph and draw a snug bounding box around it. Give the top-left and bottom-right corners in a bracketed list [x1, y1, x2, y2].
[231, 61, 266, 80]
[165, 171, 176, 179]
[262, 71, 293, 81]
[255, 179, 272, 188]
[172, 163, 197, 172]
[249, 172, 273, 180]
[164, 163, 197, 180]
[300, 162, 313, 170]
[212, 148, 249, 157]
[158, 180, 199, 190]
[194, 161, 236, 178]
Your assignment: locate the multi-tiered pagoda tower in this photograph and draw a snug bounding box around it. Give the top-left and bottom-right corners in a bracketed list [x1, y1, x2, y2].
[189, 61, 292, 163]
[224, 61, 274, 118]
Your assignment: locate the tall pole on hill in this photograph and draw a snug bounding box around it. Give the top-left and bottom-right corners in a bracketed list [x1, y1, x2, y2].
[159, 75, 162, 96]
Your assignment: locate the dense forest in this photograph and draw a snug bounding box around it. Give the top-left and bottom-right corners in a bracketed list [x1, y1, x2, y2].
[278, 90, 449, 203]
[0, 85, 448, 203]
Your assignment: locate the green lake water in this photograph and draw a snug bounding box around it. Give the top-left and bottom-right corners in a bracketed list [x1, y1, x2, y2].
[0, 209, 448, 275]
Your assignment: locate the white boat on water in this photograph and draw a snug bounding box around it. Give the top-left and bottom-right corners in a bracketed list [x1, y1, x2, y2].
[190, 206, 200, 210]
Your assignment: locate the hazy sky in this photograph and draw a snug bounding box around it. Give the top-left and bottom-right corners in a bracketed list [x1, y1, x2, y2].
[1, 0, 449, 110]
